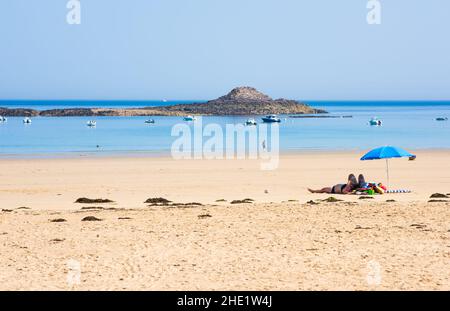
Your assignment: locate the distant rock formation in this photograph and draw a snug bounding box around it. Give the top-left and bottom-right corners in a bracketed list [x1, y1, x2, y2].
[0, 107, 39, 117]
[218, 86, 273, 101]
[157, 87, 325, 115]
[0, 87, 326, 117]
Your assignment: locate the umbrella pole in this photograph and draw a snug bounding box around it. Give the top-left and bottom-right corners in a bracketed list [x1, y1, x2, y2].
[386, 158, 390, 189]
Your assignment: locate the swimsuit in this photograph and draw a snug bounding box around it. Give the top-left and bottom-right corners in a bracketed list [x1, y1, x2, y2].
[331, 184, 346, 194]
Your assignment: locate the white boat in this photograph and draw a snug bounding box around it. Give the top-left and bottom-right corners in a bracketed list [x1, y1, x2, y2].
[245, 118, 257, 126]
[369, 117, 382, 126]
[23, 117, 32, 124]
[183, 116, 197, 121]
[262, 115, 281, 123]
[145, 119, 155, 124]
[0, 116, 7, 122]
[87, 120, 96, 127]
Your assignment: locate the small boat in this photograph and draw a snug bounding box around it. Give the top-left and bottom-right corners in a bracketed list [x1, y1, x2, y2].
[245, 118, 257, 126]
[436, 117, 448, 121]
[145, 119, 155, 124]
[262, 115, 281, 123]
[369, 117, 382, 126]
[87, 120, 96, 127]
[183, 116, 197, 121]
[23, 117, 32, 124]
[0, 116, 7, 122]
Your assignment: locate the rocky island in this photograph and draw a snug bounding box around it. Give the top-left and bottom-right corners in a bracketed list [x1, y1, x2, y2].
[0, 87, 326, 117]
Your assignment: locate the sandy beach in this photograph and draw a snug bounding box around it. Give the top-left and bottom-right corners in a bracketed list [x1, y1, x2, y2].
[2, 0, 450, 294]
[1, 151, 450, 290]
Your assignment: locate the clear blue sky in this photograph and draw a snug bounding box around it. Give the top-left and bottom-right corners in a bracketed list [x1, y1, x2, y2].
[0, 0, 449, 100]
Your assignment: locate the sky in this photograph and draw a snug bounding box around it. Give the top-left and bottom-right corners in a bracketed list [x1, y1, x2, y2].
[0, 0, 449, 101]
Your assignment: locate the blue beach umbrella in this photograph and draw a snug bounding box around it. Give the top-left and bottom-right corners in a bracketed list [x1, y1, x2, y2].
[360, 146, 415, 188]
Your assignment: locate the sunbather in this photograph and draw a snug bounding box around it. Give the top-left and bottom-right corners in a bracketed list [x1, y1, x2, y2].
[308, 174, 365, 195]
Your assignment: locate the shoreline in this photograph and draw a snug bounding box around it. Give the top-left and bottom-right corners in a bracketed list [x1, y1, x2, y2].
[1, 147, 449, 160]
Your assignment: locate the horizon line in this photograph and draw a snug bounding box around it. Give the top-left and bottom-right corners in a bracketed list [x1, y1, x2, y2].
[1, 99, 450, 103]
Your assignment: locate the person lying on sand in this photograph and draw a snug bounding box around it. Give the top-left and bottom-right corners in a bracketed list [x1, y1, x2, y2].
[308, 174, 365, 195]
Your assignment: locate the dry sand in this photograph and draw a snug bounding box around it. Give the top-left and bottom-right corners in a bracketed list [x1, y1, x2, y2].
[0, 151, 449, 290]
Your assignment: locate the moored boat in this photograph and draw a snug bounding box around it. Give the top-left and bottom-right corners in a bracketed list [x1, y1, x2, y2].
[369, 117, 382, 126]
[262, 115, 281, 123]
[183, 116, 197, 121]
[245, 118, 257, 126]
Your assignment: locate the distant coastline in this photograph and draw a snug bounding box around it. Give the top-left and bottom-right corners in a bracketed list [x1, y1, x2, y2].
[2, 99, 450, 116]
[0, 87, 326, 117]
[2, 100, 449, 108]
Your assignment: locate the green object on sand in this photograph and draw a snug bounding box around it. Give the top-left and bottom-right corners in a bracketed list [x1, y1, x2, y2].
[366, 189, 375, 195]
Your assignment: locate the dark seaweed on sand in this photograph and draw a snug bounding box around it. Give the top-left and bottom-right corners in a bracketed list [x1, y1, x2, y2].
[359, 196, 374, 200]
[50, 218, 67, 223]
[306, 200, 320, 205]
[81, 216, 103, 222]
[145, 197, 203, 208]
[430, 193, 449, 199]
[198, 214, 212, 219]
[230, 199, 254, 204]
[322, 197, 343, 203]
[75, 198, 114, 204]
[144, 197, 172, 204]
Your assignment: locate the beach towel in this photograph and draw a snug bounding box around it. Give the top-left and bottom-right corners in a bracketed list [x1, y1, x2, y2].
[385, 189, 412, 194]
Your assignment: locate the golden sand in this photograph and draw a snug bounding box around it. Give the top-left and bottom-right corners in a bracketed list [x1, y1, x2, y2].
[0, 151, 449, 290]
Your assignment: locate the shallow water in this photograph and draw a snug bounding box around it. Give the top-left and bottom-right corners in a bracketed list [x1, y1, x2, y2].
[1, 101, 449, 156]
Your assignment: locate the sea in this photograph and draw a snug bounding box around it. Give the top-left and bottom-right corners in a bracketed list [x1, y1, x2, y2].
[1, 100, 449, 157]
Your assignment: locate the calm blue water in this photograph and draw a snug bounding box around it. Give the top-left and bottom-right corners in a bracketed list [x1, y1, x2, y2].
[1, 101, 449, 156]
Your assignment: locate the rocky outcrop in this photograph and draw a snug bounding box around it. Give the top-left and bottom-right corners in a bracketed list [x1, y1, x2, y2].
[217, 86, 272, 101]
[0, 107, 39, 117]
[39, 108, 98, 117]
[156, 87, 325, 115]
[0, 87, 326, 117]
